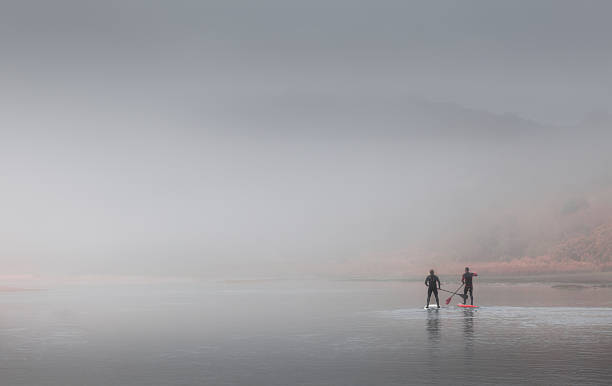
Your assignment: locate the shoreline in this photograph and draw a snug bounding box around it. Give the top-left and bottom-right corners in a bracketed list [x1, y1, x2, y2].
[337, 271, 612, 285]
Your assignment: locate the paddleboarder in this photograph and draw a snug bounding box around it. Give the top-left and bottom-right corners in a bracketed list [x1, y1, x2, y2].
[425, 269, 441, 308]
[462, 267, 478, 305]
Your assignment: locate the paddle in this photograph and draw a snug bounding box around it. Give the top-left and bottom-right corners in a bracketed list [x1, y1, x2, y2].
[445, 283, 465, 305]
[438, 288, 468, 300]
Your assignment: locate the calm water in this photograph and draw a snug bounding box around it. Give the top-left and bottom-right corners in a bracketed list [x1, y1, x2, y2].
[1, 280, 612, 385]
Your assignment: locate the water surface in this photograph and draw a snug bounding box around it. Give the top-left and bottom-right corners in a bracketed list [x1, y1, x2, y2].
[1, 280, 611, 385]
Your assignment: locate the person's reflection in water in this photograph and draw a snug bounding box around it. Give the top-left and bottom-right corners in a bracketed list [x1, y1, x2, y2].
[463, 310, 474, 338]
[462, 309, 475, 356]
[425, 310, 442, 368]
[426, 310, 441, 343]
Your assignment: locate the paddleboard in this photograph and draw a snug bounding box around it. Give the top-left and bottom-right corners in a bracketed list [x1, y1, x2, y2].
[424, 304, 440, 309]
[457, 304, 478, 308]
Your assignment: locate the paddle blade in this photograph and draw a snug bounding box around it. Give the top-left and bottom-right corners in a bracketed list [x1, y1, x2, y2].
[445, 297, 452, 305]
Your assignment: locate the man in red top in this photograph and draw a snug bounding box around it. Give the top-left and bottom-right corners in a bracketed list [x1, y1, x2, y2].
[462, 267, 478, 305]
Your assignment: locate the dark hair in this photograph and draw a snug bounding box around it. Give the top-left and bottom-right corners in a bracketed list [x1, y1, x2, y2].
[429, 269, 434, 274]
[465, 267, 470, 271]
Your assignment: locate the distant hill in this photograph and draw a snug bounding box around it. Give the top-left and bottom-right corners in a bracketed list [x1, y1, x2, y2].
[552, 223, 612, 267]
[420, 189, 612, 275]
[210, 93, 545, 140]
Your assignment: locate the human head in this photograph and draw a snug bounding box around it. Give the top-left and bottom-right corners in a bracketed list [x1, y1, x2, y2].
[465, 267, 470, 272]
[429, 269, 434, 275]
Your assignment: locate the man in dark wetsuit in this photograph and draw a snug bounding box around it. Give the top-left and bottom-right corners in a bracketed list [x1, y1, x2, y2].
[462, 267, 478, 305]
[425, 269, 441, 308]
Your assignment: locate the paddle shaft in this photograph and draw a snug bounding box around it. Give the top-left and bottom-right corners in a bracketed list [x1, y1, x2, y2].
[445, 283, 465, 304]
[438, 288, 462, 295]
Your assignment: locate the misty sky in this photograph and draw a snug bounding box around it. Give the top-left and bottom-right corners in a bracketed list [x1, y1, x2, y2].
[1, 1, 611, 277]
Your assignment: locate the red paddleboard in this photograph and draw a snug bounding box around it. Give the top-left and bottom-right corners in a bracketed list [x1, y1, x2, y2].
[457, 304, 478, 308]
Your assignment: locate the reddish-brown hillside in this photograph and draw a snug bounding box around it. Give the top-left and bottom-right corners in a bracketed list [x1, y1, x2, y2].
[552, 223, 612, 267]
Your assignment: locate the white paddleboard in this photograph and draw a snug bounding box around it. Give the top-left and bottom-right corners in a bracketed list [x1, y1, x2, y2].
[424, 304, 441, 309]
